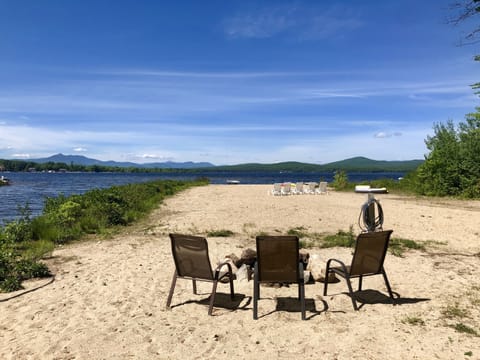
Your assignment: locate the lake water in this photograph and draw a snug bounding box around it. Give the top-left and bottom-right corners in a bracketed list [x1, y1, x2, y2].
[0, 171, 404, 224]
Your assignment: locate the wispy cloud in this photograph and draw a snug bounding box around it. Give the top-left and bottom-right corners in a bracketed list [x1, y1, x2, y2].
[0, 63, 476, 164]
[1, 72, 474, 124]
[97, 69, 314, 78]
[223, 4, 363, 40]
[136, 154, 173, 161]
[374, 131, 403, 139]
[12, 153, 31, 159]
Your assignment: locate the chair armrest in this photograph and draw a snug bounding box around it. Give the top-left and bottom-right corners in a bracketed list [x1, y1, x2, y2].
[326, 258, 349, 275]
[214, 261, 233, 280]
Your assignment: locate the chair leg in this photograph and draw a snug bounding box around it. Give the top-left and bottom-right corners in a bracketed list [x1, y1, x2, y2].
[345, 276, 359, 311]
[298, 262, 306, 320]
[323, 264, 330, 296]
[358, 275, 363, 291]
[166, 271, 177, 309]
[299, 282, 306, 320]
[253, 266, 259, 320]
[192, 279, 197, 294]
[382, 268, 395, 305]
[208, 280, 219, 316]
[229, 275, 235, 300]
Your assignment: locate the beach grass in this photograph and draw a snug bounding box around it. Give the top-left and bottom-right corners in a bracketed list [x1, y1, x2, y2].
[207, 229, 234, 237]
[0, 178, 209, 292]
[442, 303, 470, 319]
[450, 323, 478, 336]
[287, 226, 425, 257]
[401, 315, 426, 326]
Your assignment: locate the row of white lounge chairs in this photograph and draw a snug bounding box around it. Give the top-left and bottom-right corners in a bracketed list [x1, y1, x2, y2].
[271, 181, 329, 196]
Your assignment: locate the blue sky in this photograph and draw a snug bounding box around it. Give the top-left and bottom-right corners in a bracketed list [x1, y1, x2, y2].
[0, 0, 478, 165]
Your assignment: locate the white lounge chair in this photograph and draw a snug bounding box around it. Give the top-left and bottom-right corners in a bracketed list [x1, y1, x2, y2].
[305, 182, 317, 194]
[293, 182, 304, 195]
[317, 181, 328, 195]
[271, 183, 282, 196]
[281, 182, 292, 196]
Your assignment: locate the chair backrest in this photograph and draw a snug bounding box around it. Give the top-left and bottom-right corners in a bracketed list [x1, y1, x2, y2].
[256, 236, 300, 283]
[295, 182, 304, 193]
[281, 182, 291, 195]
[349, 230, 393, 276]
[273, 183, 282, 194]
[318, 181, 327, 193]
[169, 233, 214, 280]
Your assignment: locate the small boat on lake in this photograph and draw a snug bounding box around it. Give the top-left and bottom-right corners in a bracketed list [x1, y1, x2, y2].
[0, 176, 11, 185]
[226, 179, 240, 184]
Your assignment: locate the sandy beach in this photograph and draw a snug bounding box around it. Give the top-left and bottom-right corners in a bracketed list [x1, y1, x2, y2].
[1, 184, 479, 359]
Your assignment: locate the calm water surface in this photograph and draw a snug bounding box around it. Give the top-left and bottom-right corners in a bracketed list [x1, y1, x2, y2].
[0, 171, 404, 223]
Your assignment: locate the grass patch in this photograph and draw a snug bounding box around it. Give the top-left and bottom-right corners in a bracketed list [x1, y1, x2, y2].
[389, 237, 426, 257]
[287, 226, 309, 238]
[467, 286, 480, 307]
[321, 226, 355, 248]
[401, 315, 426, 326]
[16, 239, 55, 260]
[442, 303, 470, 319]
[260, 226, 427, 256]
[285, 226, 351, 249]
[450, 323, 478, 336]
[207, 229, 234, 237]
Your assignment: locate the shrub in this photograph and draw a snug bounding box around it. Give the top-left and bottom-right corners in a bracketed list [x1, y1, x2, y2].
[332, 170, 349, 190]
[2, 205, 33, 243]
[414, 111, 480, 198]
[34, 179, 208, 244]
[0, 178, 208, 292]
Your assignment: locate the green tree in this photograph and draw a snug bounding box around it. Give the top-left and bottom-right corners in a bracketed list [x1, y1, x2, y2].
[416, 109, 480, 197]
[458, 109, 480, 196]
[417, 121, 461, 196]
[332, 169, 349, 190]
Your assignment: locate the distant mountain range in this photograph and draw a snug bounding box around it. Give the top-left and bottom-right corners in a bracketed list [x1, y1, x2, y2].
[27, 154, 424, 172]
[29, 153, 214, 169]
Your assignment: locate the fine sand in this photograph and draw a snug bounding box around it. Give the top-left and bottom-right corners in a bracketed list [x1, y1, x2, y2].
[1, 185, 480, 359]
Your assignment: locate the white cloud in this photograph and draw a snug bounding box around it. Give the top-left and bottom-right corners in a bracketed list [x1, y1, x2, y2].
[223, 4, 362, 40]
[224, 7, 295, 39]
[73, 147, 88, 152]
[374, 132, 389, 138]
[374, 131, 404, 139]
[12, 153, 31, 158]
[136, 154, 173, 161]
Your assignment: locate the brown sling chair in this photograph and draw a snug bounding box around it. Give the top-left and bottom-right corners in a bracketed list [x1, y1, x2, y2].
[323, 230, 395, 310]
[166, 233, 235, 315]
[253, 235, 306, 320]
